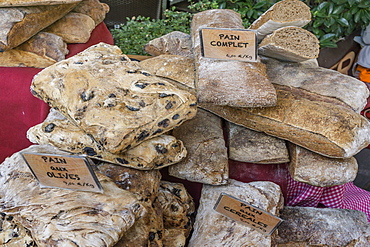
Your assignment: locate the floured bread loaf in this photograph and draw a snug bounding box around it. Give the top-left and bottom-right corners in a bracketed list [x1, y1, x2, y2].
[44, 12, 95, 43]
[0, 31, 68, 68]
[227, 121, 289, 164]
[200, 84, 370, 158]
[73, 0, 109, 26]
[0, 0, 80, 6]
[31, 42, 197, 154]
[258, 26, 320, 62]
[97, 163, 164, 247]
[140, 54, 196, 89]
[0, 145, 146, 247]
[262, 56, 369, 113]
[0, 212, 36, 246]
[0, 3, 79, 51]
[288, 143, 358, 187]
[158, 181, 195, 247]
[27, 109, 187, 170]
[188, 179, 283, 246]
[169, 108, 229, 185]
[249, 0, 311, 41]
[276, 207, 370, 246]
[191, 9, 277, 107]
[144, 31, 194, 58]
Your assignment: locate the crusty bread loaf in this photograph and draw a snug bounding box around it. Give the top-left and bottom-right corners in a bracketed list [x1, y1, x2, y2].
[200, 84, 370, 159]
[31, 43, 197, 154]
[258, 26, 320, 62]
[191, 9, 277, 107]
[44, 12, 95, 43]
[0, 31, 68, 68]
[0, 3, 79, 51]
[288, 143, 358, 187]
[144, 31, 193, 58]
[169, 108, 229, 185]
[227, 121, 289, 164]
[72, 0, 109, 26]
[262, 56, 370, 113]
[249, 0, 311, 41]
[140, 54, 196, 90]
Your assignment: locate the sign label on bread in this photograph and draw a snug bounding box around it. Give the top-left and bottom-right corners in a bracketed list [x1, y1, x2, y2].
[200, 28, 257, 62]
[21, 152, 102, 193]
[214, 193, 282, 235]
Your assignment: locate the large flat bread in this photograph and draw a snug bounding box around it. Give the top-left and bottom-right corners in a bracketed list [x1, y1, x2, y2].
[200, 84, 370, 158]
[262, 56, 370, 113]
[0, 3, 79, 51]
[27, 109, 187, 170]
[31, 42, 197, 154]
[0, 145, 146, 247]
[249, 0, 311, 41]
[191, 9, 277, 107]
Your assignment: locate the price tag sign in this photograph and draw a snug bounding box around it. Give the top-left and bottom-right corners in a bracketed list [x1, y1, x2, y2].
[200, 28, 257, 62]
[21, 152, 103, 193]
[214, 193, 282, 235]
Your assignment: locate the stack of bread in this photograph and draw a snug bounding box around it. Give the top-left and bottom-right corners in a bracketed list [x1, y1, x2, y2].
[0, 0, 109, 68]
[1, 0, 370, 246]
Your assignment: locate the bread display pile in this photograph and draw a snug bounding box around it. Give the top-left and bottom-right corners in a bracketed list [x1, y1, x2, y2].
[1, 0, 370, 246]
[0, 0, 109, 68]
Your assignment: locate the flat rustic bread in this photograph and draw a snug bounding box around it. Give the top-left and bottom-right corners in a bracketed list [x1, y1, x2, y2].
[189, 180, 283, 246]
[31, 43, 197, 154]
[288, 143, 358, 187]
[0, 145, 146, 247]
[227, 121, 289, 164]
[249, 0, 311, 41]
[97, 163, 164, 247]
[27, 109, 187, 170]
[72, 0, 109, 26]
[0, 3, 79, 51]
[191, 9, 277, 108]
[0, 212, 36, 246]
[200, 84, 370, 158]
[262, 56, 370, 113]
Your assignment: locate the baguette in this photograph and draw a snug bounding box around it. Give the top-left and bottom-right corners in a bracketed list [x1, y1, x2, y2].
[200, 84, 370, 158]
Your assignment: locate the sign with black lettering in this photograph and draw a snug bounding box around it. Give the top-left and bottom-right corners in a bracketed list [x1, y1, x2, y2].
[214, 193, 282, 235]
[21, 152, 102, 193]
[200, 28, 257, 62]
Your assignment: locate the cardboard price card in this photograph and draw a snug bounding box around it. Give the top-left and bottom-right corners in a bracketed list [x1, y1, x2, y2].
[214, 193, 283, 235]
[21, 152, 103, 193]
[200, 28, 257, 62]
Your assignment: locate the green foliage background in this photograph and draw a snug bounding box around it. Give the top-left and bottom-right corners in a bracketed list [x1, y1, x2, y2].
[111, 0, 370, 55]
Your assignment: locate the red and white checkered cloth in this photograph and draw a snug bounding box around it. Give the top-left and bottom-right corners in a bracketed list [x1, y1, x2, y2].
[286, 175, 370, 222]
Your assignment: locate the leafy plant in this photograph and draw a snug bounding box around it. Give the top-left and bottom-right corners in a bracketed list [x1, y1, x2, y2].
[111, 0, 370, 54]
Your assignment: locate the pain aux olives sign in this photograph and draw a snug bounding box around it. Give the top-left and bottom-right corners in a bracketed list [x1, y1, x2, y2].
[214, 193, 282, 235]
[21, 152, 102, 193]
[200, 28, 257, 62]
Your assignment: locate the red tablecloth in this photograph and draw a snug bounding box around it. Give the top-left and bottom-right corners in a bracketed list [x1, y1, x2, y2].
[0, 22, 114, 163]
